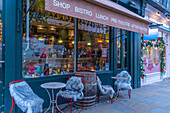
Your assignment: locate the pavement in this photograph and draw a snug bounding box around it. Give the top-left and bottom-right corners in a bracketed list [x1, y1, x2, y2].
[51, 79, 170, 113]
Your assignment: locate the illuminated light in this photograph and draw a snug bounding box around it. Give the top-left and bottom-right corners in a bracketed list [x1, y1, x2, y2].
[87, 42, 91, 45]
[58, 39, 63, 43]
[39, 37, 44, 41]
[23, 33, 26, 37]
[72, 41, 74, 44]
[82, 45, 85, 48]
[37, 25, 44, 29]
[50, 27, 56, 30]
[106, 40, 109, 43]
[91, 67, 95, 71]
[98, 38, 103, 43]
[117, 40, 121, 48]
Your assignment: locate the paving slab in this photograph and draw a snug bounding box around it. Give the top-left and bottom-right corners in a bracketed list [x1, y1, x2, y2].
[49, 79, 170, 113]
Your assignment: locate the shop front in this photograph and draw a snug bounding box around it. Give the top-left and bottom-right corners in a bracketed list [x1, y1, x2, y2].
[3, 0, 150, 112]
[141, 4, 170, 86]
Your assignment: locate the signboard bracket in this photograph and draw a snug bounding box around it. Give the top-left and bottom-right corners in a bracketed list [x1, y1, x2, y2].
[17, 0, 36, 31]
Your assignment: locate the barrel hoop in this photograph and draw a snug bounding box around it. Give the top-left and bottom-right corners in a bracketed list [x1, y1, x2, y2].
[74, 104, 95, 109]
[82, 95, 96, 99]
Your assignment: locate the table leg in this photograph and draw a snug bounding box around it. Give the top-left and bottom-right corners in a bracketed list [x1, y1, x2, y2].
[52, 89, 54, 113]
[44, 88, 52, 113]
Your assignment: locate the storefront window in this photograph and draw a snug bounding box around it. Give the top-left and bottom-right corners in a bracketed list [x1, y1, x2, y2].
[142, 41, 160, 74]
[77, 19, 110, 71]
[22, 2, 75, 78]
[0, 0, 2, 81]
[117, 29, 121, 68]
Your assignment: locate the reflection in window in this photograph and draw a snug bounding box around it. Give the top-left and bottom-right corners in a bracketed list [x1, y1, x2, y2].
[117, 29, 121, 68]
[0, 10, 2, 81]
[123, 30, 127, 68]
[22, 12, 75, 78]
[78, 19, 110, 71]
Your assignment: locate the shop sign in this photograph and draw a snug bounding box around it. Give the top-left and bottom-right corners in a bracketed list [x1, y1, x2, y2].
[45, 0, 149, 34]
[81, 24, 107, 34]
[143, 28, 158, 40]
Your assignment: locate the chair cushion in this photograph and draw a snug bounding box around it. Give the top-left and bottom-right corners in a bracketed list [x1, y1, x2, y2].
[57, 76, 84, 101]
[65, 77, 84, 91]
[114, 71, 132, 90]
[9, 81, 44, 113]
[59, 90, 84, 101]
[114, 82, 132, 90]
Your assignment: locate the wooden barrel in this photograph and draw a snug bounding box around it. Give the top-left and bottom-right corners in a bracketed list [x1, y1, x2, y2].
[74, 71, 97, 109]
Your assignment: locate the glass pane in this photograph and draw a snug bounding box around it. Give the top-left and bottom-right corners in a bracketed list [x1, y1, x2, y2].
[78, 19, 110, 71]
[123, 30, 127, 68]
[142, 41, 160, 74]
[22, 0, 74, 78]
[117, 29, 121, 68]
[0, 0, 2, 81]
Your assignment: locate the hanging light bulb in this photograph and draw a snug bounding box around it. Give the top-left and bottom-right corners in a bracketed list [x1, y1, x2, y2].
[87, 42, 91, 45]
[72, 41, 74, 44]
[58, 38, 63, 43]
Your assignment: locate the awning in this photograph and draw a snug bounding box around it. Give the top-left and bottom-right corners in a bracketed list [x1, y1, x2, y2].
[45, 0, 151, 34]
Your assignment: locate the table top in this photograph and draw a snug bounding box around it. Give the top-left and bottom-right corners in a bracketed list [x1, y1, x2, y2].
[41, 82, 66, 89]
[111, 77, 128, 80]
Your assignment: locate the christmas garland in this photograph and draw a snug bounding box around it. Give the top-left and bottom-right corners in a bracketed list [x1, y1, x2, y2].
[141, 37, 166, 79]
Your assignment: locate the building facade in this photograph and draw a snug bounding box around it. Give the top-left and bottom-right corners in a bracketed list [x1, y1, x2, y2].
[0, 0, 150, 112]
[141, 0, 170, 85]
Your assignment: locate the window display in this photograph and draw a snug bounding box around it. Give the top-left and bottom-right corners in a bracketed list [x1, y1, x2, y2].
[123, 30, 128, 68]
[0, 14, 2, 81]
[78, 19, 110, 71]
[142, 41, 160, 74]
[22, 12, 75, 78]
[117, 29, 121, 68]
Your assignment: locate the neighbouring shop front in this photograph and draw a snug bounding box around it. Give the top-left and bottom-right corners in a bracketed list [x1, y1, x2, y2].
[2, 0, 150, 112]
[141, 4, 170, 86]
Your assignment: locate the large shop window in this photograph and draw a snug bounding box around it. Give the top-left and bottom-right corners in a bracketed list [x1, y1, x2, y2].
[117, 29, 128, 69]
[22, 11, 75, 78]
[142, 41, 160, 74]
[0, 11, 2, 81]
[22, 0, 111, 78]
[123, 30, 128, 68]
[78, 19, 110, 71]
[117, 29, 121, 68]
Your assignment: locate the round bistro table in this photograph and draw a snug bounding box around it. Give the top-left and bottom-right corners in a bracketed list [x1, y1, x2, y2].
[41, 82, 66, 113]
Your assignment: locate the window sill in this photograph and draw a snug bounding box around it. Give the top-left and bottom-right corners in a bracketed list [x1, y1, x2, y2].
[23, 71, 113, 80]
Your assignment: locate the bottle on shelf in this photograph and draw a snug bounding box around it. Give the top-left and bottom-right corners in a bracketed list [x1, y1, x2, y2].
[60, 67, 63, 74]
[43, 62, 49, 75]
[103, 60, 105, 71]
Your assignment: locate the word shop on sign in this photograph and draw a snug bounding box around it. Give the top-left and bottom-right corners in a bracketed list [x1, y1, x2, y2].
[53, 0, 70, 9]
